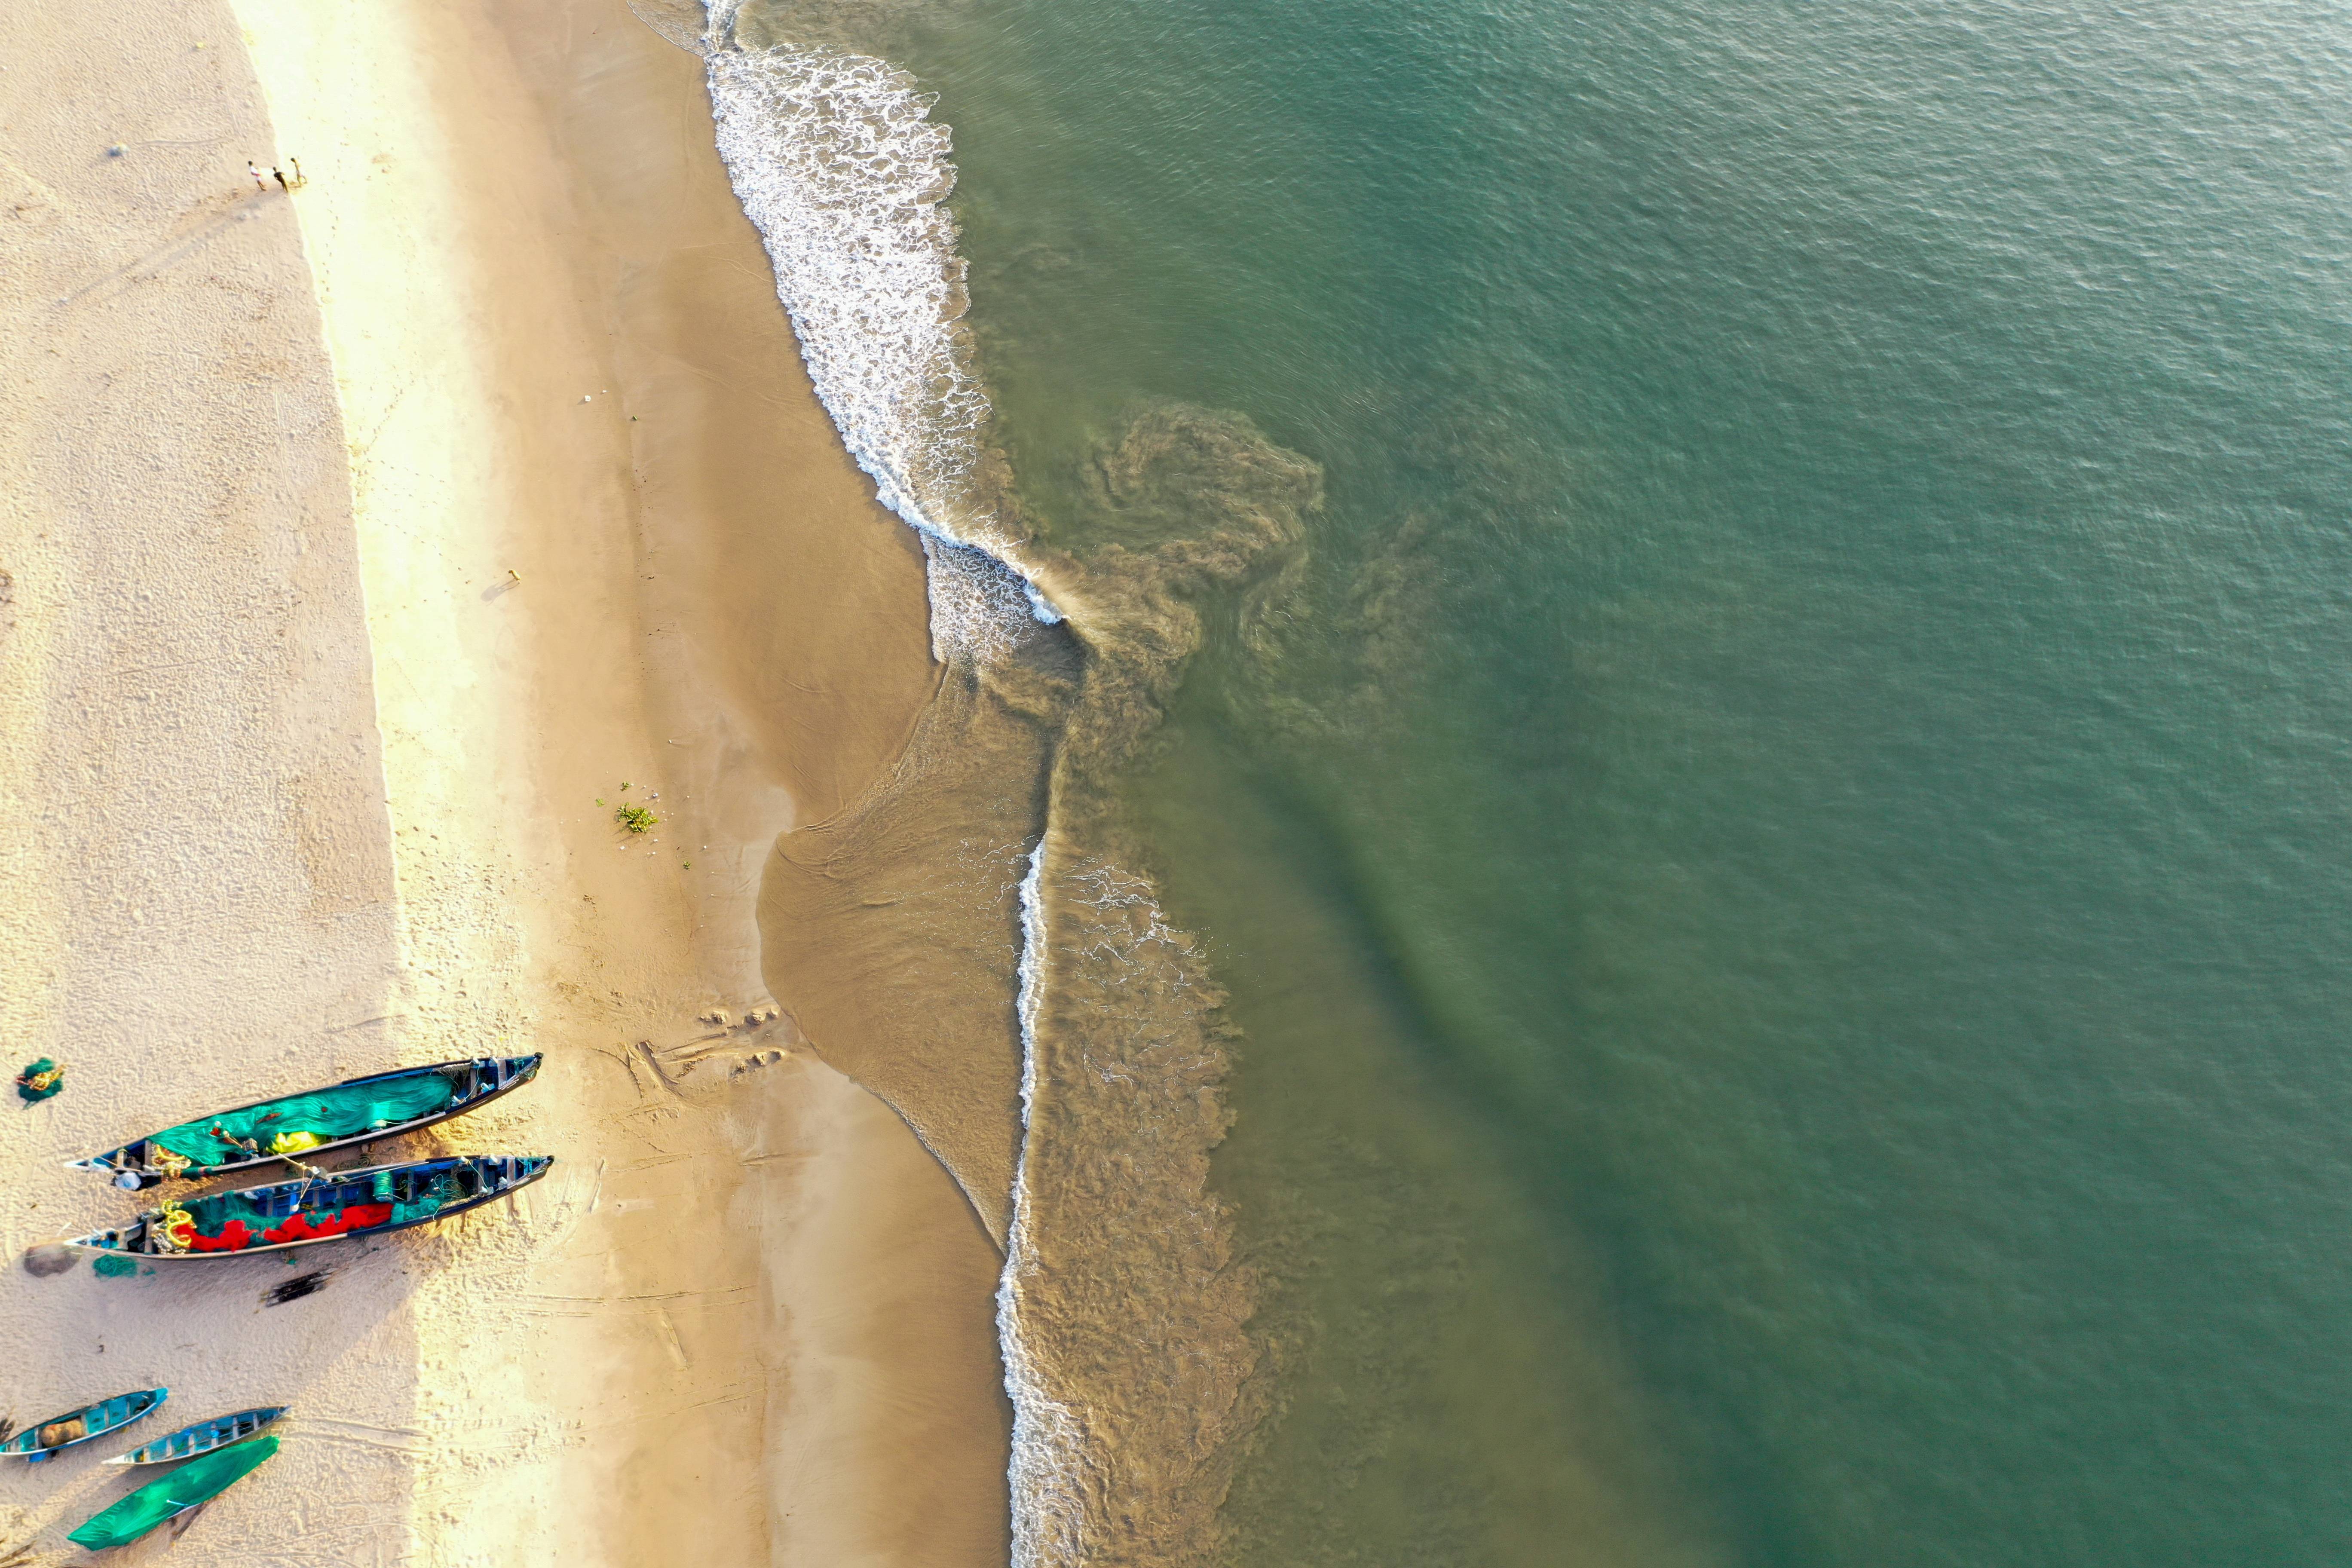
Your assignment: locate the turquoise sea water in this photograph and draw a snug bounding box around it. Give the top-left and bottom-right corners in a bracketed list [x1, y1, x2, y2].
[722, 0, 2352, 1562]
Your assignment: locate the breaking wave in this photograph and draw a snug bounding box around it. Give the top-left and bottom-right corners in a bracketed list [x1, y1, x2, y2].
[704, 22, 1048, 659]
[696, 9, 1324, 1562]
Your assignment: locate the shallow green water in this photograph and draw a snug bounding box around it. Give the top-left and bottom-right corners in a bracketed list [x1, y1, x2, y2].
[739, 0, 2352, 1560]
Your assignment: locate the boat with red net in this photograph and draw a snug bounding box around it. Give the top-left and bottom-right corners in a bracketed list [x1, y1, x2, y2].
[67, 1155, 553, 1262]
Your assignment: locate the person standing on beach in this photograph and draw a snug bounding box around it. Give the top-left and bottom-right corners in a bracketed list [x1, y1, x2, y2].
[247, 160, 267, 191]
[272, 166, 289, 191]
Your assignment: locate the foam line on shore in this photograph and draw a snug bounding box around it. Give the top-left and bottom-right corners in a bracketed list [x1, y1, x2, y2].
[697, 21, 1082, 1561]
[703, 30, 1057, 660]
[998, 836, 1090, 1563]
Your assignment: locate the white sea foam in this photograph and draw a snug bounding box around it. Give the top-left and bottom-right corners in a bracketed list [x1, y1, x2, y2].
[998, 836, 1093, 1565]
[1015, 836, 1048, 1055]
[704, 35, 1056, 659]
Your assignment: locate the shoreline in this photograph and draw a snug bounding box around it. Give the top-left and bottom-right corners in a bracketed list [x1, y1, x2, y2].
[3, 0, 1011, 1560]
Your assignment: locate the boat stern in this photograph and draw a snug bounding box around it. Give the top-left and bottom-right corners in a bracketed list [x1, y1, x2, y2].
[67, 1219, 147, 1256]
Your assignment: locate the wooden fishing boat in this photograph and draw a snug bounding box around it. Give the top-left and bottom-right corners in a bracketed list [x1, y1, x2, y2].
[1, 1388, 165, 1462]
[107, 1406, 285, 1465]
[68, 1155, 553, 1262]
[67, 1055, 542, 1189]
[70, 1435, 279, 1550]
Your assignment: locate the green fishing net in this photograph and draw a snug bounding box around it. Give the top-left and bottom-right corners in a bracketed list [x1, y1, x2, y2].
[148, 1076, 454, 1165]
[15, 1057, 63, 1103]
[68, 1434, 279, 1549]
[91, 1253, 139, 1278]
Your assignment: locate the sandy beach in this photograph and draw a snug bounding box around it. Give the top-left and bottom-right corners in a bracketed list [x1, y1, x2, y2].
[0, 0, 1009, 1562]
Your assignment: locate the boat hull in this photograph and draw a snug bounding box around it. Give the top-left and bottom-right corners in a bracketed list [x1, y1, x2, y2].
[70, 1155, 553, 1262]
[109, 1407, 286, 1465]
[68, 1055, 542, 1188]
[0, 1388, 165, 1461]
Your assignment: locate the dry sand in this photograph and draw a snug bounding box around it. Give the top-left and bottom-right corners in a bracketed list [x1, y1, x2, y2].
[0, 0, 1009, 1561]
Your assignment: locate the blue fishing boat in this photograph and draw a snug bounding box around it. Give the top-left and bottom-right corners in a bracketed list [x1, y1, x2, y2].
[1, 1388, 166, 1461]
[108, 1406, 285, 1465]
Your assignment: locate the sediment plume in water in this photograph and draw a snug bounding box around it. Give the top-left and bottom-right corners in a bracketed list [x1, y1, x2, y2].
[996, 407, 1323, 1566]
[698, 5, 1326, 1557]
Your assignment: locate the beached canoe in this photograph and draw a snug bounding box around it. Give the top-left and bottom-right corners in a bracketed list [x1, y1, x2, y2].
[67, 1055, 542, 1188]
[69, 1434, 279, 1550]
[108, 1406, 285, 1465]
[69, 1155, 553, 1262]
[1, 1388, 165, 1462]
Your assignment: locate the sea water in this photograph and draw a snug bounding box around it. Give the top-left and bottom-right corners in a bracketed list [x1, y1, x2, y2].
[702, 0, 2352, 1562]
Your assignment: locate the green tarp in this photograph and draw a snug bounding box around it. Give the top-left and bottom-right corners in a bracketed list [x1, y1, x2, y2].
[149, 1075, 455, 1165]
[67, 1434, 279, 1550]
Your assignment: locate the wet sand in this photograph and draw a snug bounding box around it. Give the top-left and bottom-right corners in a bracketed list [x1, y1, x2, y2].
[0, 0, 1010, 1561]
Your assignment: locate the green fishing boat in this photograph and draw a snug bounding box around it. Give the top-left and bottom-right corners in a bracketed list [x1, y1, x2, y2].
[68, 1434, 279, 1550]
[68, 1055, 542, 1189]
